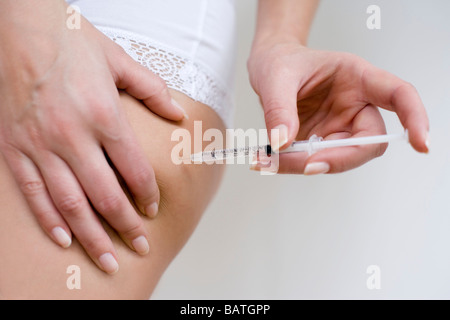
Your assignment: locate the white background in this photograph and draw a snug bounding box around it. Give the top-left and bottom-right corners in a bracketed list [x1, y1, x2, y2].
[153, 0, 450, 299]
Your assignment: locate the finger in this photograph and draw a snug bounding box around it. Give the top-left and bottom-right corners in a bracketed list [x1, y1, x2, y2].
[256, 105, 388, 174]
[37, 152, 120, 274]
[258, 70, 300, 152]
[65, 144, 150, 256]
[102, 124, 160, 219]
[111, 48, 188, 121]
[2, 149, 72, 249]
[362, 66, 429, 153]
[305, 105, 387, 174]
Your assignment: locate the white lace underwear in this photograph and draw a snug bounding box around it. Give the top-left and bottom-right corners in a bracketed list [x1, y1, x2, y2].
[98, 26, 234, 127]
[66, 0, 237, 127]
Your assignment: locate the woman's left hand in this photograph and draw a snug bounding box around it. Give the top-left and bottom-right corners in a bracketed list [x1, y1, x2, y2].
[248, 40, 429, 174]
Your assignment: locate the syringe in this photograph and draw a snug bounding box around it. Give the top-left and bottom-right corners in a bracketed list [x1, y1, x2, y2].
[188, 131, 409, 163]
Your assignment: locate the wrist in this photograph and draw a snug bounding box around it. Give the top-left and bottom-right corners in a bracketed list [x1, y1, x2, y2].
[249, 35, 308, 69]
[252, 21, 310, 49]
[0, 0, 68, 43]
[253, 0, 318, 48]
[0, 1, 69, 81]
[251, 32, 305, 54]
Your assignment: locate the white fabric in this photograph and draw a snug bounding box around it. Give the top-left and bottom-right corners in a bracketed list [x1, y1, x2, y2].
[66, 0, 237, 127]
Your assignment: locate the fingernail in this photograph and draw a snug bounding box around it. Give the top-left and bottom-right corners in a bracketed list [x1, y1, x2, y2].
[145, 202, 159, 218]
[304, 162, 330, 175]
[250, 161, 261, 171]
[425, 132, 430, 153]
[99, 253, 119, 275]
[171, 98, 189, 120]
[271, 124, 289, 152]
[132, 236, 150, 255]
[51, 227, 72, 249]
[249, 154, 271, 171]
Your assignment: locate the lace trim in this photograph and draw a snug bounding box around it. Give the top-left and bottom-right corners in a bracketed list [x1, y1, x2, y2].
[97, 26, 234, 127]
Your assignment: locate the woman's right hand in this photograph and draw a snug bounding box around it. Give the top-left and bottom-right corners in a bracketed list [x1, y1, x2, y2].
[0, 1, 186, 274]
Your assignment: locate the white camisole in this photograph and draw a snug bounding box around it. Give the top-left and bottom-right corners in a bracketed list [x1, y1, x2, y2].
[66, 0, 237, 127]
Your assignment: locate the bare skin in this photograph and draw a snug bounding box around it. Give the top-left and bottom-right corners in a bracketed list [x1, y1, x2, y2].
[0, 0, 430, 299]
[0, 1, 188, 271]
[249, 0, 429, 173]
[0, 90, 225, 300]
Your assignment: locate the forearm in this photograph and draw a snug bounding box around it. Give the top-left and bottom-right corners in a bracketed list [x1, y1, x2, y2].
[252, 0, 319, 48]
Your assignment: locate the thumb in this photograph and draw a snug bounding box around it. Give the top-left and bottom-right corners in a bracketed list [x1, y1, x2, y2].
[110, 48, 188, 121]
[259, 79, 300, 151]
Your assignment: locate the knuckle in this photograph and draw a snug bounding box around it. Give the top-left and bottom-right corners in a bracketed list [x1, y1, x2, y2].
[96, 194, 123, 215]
[92, 104, 119, 126]
[399, 82, 417, 94]
[114, 43, 128, 56]
[25, 125, 42, 143]
[264, 103, 284, 117]
[20, 179, 45, 196]
[149, 76, 169, 98]
[33, 114, 77, 150]
[402, 81, 417, 91]
[81, 235, 109, 255]
[337, 51, 364, 66]
[24, 125, 49, 150]
[264, 105, 293, 127]
[131, 167, 154, 188]
[0, 135, 11, 150]
[34, 210, 57, 226]
[375, 143, 388, 158]
[58, 195, 84, 215]
[121, 221, 145, 240]
[0, 140, 22, 160]
[90, 103, 123, 140]
[391, 82, 418, 105]
[50, 122, 77, 147]
[338, 51, 359, 61]
[153, 75, 168, 91]
[271, 55, 291, 73]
